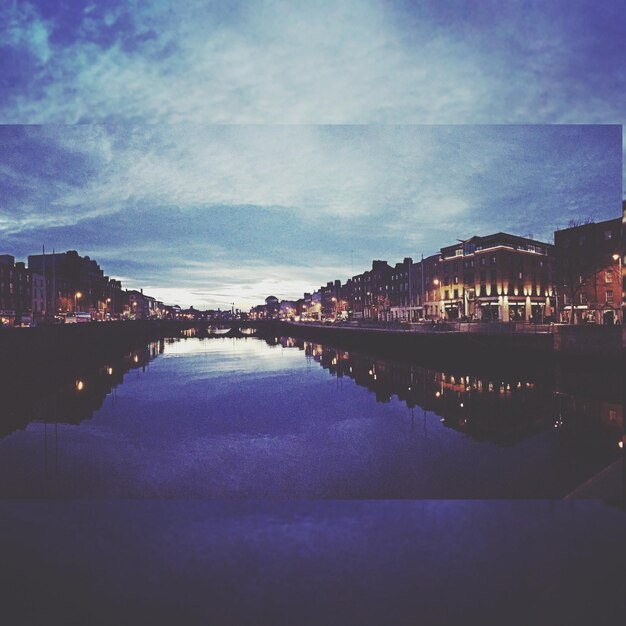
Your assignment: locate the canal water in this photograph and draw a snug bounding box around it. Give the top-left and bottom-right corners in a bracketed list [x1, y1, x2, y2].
[0, 333, 621, 498]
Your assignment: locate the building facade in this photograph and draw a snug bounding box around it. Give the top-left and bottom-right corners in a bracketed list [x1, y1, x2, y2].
[28, 250, 120, 319]
[435, 233, 554, 322]
[554, 218, 622, 324]
[0, 255, 30, 325]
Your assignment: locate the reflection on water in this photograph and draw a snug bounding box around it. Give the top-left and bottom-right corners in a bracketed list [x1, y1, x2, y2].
[281, 337, 622, 450]
[0, 333, 621, 498]
[0, 340, 163, 439]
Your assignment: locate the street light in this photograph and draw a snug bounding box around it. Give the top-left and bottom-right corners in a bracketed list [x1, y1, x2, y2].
[612, 253, 622, 323]
[433, 279, 440, 319]
[75, 291, 82, 312]
[106, 297, 111, 320]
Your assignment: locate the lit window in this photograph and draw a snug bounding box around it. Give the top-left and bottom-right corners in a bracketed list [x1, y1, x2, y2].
[606, 290, 613, 304]
[605, 271, 613, 284]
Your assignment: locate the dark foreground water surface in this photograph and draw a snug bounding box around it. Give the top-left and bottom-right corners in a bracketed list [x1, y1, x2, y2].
[0, 334, 621, 498]
[0, 500, 624, 625]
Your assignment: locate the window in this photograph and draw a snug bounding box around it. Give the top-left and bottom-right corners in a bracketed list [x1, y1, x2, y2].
[605, 271, 613, 284]
[606, 290, 613, 304]
[491, 255, 497, 265]
[480, 257, 486, 266]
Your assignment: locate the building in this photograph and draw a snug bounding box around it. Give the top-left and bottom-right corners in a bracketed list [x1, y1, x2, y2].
[28, 250, 117, 319]
[360, 260, 392, 321]
[320, 280, 342, 320]
[103, 278, 124, 318]
[265, 296, 280, 319]
[126, 289, 157, 319]
[0, 255, 30, 325]
[554, 218, 622, 324]
[421, 254, 442, 320]
[434, 233, 554, 322]
[279, 300, 297, 320]
[388, 257, 427, 322]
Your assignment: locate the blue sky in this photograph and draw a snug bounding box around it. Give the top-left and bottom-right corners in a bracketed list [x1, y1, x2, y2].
[0, 125, 621, 308]
[0, 1, 624, 308]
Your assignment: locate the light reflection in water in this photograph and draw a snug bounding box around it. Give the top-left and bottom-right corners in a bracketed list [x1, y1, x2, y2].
[0, 333, 621, 498]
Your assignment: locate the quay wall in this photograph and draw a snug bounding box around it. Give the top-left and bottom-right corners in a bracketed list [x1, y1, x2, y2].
[261, 321, 622, 369]
[0, 321, 170, 373]
[269, 322, 553, 371]
[1, 319, 621, 376]
[552, 324, 623, 359]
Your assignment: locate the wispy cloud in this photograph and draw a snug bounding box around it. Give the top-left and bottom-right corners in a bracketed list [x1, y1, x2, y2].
[1, 1, 624, 125]
[1, 124, 620, 307]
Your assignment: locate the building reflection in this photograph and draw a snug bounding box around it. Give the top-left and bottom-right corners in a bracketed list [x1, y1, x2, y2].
[278, 337, 623, 450]
[0, 339, 164, 440]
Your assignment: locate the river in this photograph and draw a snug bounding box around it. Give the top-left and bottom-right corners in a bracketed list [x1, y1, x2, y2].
[0, 332, 621, 498]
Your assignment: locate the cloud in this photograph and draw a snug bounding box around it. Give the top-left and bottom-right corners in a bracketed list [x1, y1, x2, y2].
[1, 1, 624, 125]
[0, 124, 620, 308]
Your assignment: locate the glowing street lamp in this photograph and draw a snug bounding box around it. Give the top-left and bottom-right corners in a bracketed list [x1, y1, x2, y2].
[612, 253, 623, 323]
[432, 279, 441, 319]
[75, 291, 82, 312]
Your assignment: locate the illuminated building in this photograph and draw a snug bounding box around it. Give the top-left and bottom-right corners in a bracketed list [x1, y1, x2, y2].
[437, 233, 554, 322]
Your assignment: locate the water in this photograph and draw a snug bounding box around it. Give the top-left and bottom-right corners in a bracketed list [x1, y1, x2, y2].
[0, 334, 621, 498]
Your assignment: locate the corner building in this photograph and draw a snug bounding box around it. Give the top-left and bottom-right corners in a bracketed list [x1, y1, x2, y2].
[435, 233, 554, 322]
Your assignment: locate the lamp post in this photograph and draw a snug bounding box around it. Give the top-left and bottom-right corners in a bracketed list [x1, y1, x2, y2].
[612, 253, 622, 323]
[433, 279, 440, 320]
[106, 297, 111, 320]
[75, 291, 82, 313]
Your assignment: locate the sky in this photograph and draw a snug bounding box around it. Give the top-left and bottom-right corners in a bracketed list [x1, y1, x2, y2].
[0, 125, 621, 309]
[1, 0, 624, 125]
[0, 1, 624, 308]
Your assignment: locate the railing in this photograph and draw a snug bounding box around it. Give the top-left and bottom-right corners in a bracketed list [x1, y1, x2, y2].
[288, 320, 555, 334]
